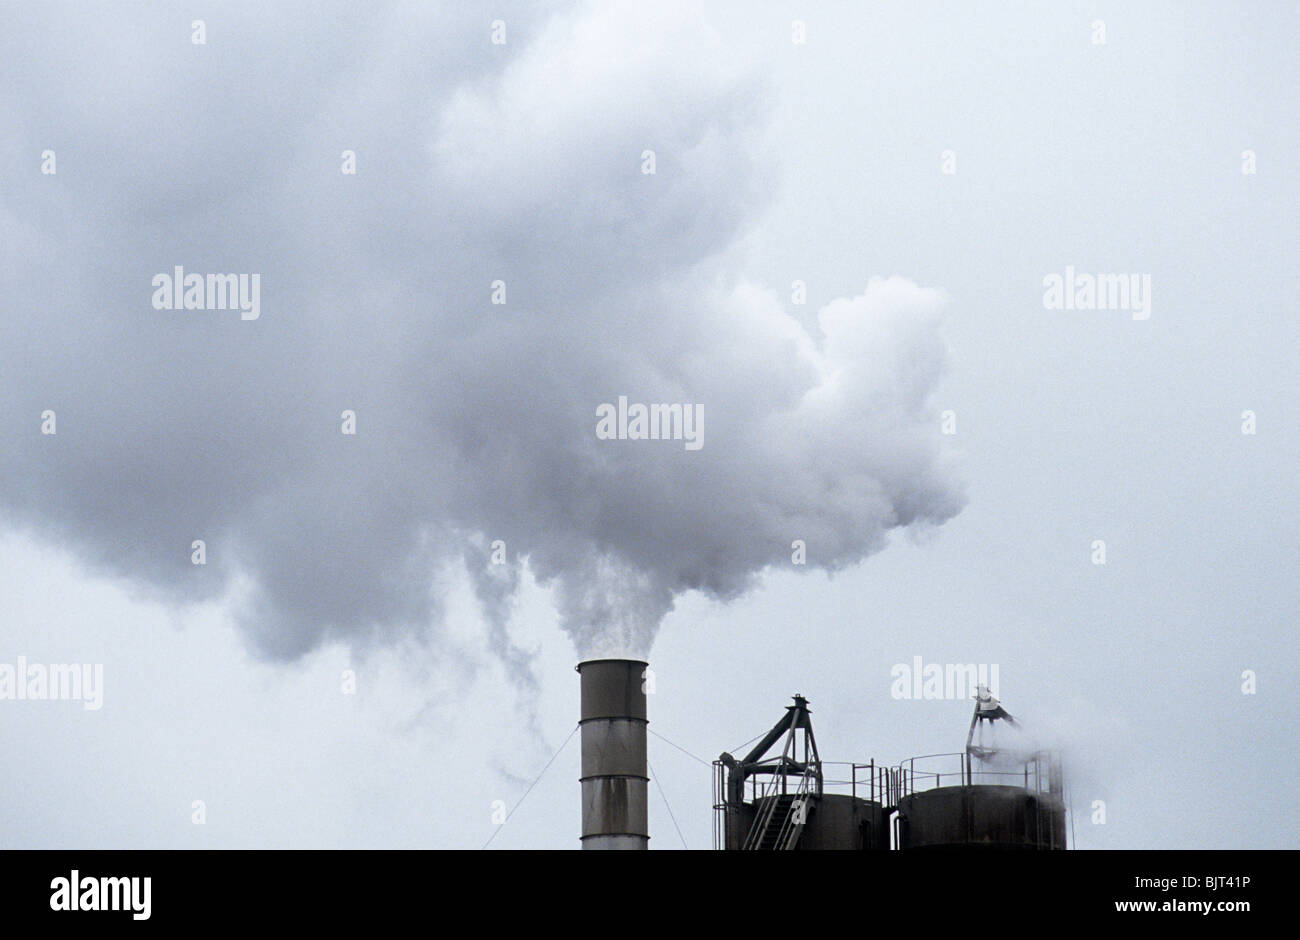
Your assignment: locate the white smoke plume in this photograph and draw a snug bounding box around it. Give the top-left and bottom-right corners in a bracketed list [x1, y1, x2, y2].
[0, 2, 964, 663]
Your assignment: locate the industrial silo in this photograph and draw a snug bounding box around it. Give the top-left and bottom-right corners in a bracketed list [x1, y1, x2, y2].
[714, 695, 889, 850]
[893, 687, 1067, 850]
[894, 782, 1066, 850]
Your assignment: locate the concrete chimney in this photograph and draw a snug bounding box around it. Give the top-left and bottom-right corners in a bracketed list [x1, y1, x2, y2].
[577, 658, 649, 849]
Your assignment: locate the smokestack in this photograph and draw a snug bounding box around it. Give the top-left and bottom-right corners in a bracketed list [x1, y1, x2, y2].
[577, 658, 649, 849]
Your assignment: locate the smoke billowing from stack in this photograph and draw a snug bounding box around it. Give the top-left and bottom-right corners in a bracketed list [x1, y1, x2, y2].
[0, 5, 965, 666]
[577, 659, 649, 849]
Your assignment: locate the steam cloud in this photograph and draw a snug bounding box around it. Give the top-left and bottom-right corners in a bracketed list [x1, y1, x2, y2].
[0, 2, 964, 661]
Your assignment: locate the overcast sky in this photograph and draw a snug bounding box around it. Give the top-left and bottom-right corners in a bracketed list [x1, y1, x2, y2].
[1, 1, 1296, 849]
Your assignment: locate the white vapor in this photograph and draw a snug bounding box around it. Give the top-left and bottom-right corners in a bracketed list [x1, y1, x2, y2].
[0, 1, 964, 665]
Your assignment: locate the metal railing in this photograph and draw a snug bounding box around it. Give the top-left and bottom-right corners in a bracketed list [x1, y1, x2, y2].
[740, 769, 785, 850]
[891, 750, 1061, 800]
[768, 764, 818, 850]
[741, 760, 820, 850]
[711, 760, 729, 851]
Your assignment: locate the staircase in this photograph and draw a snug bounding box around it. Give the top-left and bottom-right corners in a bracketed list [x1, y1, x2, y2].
[742, 767, 818, 850]
[754, 795, 810, 850]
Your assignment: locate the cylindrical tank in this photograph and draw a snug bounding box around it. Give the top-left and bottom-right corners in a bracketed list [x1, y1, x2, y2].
[799, 794, 889, 850]
[727, 794, 889, 850]
[577, 659, 649, 850]
[896, 785, 1066, 850]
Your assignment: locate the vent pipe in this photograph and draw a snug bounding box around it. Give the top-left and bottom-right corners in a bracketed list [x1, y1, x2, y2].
[577, 658, 649, 850]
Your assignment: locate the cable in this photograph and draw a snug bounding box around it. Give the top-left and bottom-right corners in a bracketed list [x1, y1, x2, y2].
[648, 758, 688, 850]
[648, 728, 713, 767]
[481, 723, 579, 849]
[727, 730, 764, 756]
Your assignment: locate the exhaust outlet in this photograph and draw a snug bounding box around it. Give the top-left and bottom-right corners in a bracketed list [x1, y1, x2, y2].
[577, 658, 649, 850]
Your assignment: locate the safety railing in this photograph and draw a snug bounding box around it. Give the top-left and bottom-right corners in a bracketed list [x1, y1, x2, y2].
[768, 763, 819, 850]
[892, 750, 1061, 800]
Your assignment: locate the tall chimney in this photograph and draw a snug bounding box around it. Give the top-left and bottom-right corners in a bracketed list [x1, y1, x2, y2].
[577, 658, 649, 849]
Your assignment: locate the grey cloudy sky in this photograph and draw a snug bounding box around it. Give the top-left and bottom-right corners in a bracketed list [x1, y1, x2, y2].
[1, 1, 1296, 849]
